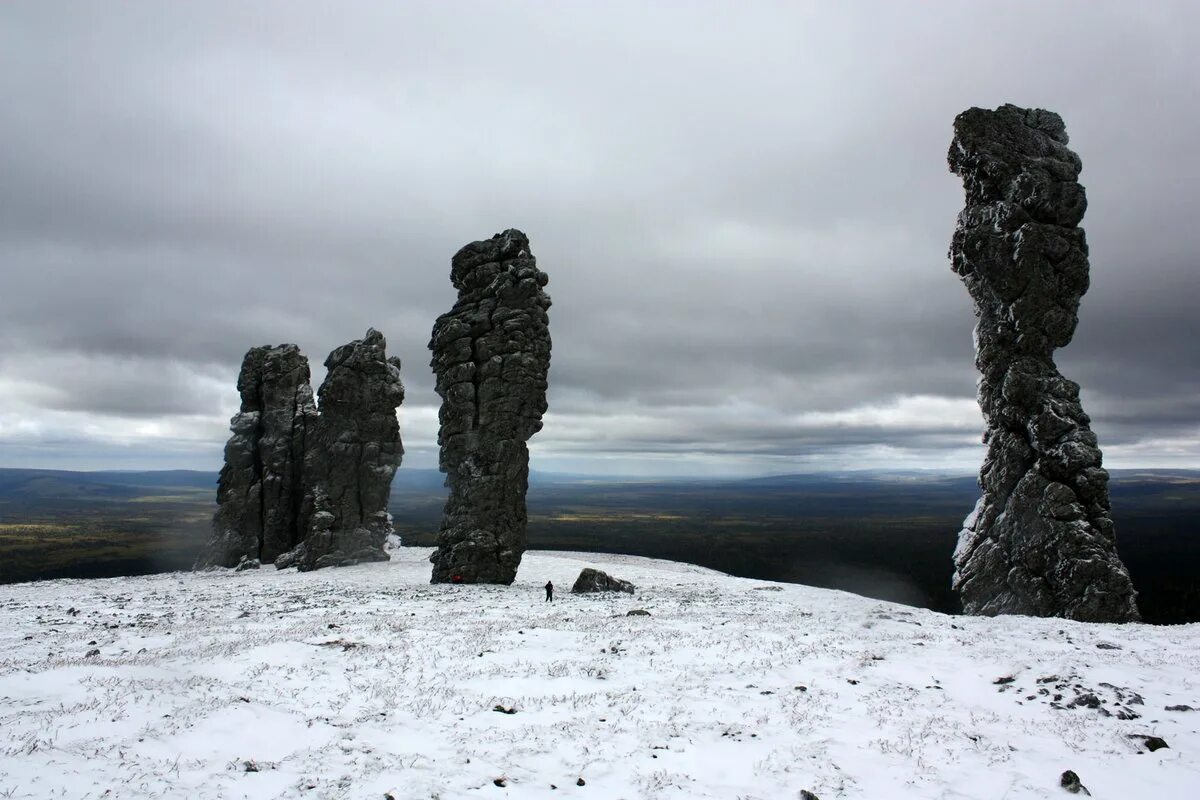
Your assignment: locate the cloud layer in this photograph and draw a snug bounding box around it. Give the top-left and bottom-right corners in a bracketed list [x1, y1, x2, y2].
[1, 1, 1197, 474]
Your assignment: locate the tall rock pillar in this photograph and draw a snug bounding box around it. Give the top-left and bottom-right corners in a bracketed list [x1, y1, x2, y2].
[948, 104, 1138, 621]
[277, 328, 405, 571]
[196, 344, 317, 568]
[429, 229, 552, 584]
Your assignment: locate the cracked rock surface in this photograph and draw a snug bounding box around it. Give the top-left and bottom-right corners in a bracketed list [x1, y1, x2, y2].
[948, 104, 1138, 622]
[278, 328, 405, 571]
[429, 229, 552, 584]
[197, 344, 317, 568]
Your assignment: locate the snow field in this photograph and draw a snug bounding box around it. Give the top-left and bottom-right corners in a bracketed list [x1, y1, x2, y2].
[1, 547, 1197, 799]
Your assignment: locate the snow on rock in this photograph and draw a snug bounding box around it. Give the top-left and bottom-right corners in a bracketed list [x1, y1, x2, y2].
[0, 549, 1197, 799]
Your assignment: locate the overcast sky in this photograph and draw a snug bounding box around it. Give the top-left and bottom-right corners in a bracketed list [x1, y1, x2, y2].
[1, 1, 1196, 476]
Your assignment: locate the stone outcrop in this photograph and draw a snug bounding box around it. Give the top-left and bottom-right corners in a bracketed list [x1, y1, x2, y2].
[571, 568, 635, 595]
[198, 330, 404, 572]
[428, 229, 552, 584]
[948, 104, 1138, 622]
[277, 329, 405, 571]
[196, 344, 317, 568]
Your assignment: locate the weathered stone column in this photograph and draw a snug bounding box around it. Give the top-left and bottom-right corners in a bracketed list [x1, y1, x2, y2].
[948, 104, 1138, 621]
[429, 229, 551, 584]
[196, 344, 317, 568]
[277, 328, 405, 571]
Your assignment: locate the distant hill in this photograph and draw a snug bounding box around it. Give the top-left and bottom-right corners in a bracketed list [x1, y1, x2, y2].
[4, 466, 1194, 503]
[0, 468, 214, 501]
[0, 467, 449, 504]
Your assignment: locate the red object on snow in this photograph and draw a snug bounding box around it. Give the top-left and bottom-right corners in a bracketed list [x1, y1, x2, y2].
[452, 575, 463, 583]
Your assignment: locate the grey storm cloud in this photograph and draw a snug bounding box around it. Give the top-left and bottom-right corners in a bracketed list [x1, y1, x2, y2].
[0, 1, 1197, 474]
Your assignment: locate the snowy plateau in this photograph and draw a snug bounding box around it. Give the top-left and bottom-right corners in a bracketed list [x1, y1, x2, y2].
[0, 548, 1197, 799]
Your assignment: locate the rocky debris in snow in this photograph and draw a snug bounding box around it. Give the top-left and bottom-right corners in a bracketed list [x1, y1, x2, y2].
[571, 568, 636, 595]
[1095, 641, 1122, 650]
[947, 104, 1139, 622]
[234, 557, 260, 572]
[1166, 704, 1195, 712]
[1018, 675, 1146, 719]
[277, 329, 405, 571]
[197, 344, 317, 568]
[1128, 734, 1169, 752]
[1099, 682, 1144, 706]
[312, 639, 362, 652]
[1060, 770, 1090, 795]
[493, 705, 517, 715]
[626, 609, 652, 616]
[428, 229, 551, 585]
[800, 791, 820, 800]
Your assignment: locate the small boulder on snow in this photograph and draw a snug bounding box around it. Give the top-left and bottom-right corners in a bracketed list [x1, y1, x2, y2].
[1060, 770, 1090, 795]
[1129, 734, 1169, 752]
[571, 568, 635, 594]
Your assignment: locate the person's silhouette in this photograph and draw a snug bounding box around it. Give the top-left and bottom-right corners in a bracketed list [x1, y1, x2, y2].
[545, 581, 554, 602]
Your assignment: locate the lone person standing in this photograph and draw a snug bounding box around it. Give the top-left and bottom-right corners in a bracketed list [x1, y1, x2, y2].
[545, 580, 554, 602]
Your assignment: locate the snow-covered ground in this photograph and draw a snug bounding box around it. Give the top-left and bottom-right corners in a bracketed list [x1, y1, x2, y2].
[0, 548, 1197, 799]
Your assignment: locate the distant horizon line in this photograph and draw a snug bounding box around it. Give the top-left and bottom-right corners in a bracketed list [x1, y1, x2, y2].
[1, 465, 1196, 482]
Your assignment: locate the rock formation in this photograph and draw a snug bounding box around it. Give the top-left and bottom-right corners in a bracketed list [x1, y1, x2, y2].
[947, 104, 1138, 622]
[571, 568, 636, 595]
[196, 344, 317, 568]
[277, 329, 406, 571]
[428, 229, 552, 584]
[198, 330, 404, 572]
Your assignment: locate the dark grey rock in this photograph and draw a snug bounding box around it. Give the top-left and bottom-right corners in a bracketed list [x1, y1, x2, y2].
[1165, 704, 1195, 712]
[1068, 692, 1102, 710]
[947, 104, 1139, 622]
[626, 609, 651, 616]
[196, 344, 317, 568]
[428, 229, 552, 584]
[800, 792, 820, 800]
[278, 329, 405, 571]
[199, 331, 404, 574]
[1129, 734, 1169, 752]
[571, 568, 635, 594]
[1060, 770, 1090, 795]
